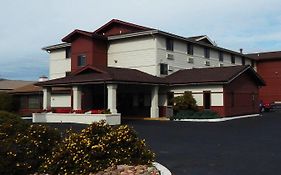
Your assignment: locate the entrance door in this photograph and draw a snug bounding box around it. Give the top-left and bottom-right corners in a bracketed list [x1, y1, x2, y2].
[203, 91, 211, 109]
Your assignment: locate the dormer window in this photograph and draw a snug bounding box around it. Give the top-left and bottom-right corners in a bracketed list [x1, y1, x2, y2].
[219, 51, 224, 62]
[160, 63, 168, 75]
[166, 38, 174, 51]
[187, 43, 193, 55]
[242, 57, 245, 65]
[66, 47, 71, 59]
[231, 54, 235, 64]
[77, 55, 86, 67]
[204, 47, 210, 58]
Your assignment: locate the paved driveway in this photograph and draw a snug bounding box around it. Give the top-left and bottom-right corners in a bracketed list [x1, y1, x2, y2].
[124, 112, 281, 175]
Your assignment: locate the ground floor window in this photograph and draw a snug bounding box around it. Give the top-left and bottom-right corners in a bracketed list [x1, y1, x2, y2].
[203, 91, 211, 109]
[28, 96, 41, 109]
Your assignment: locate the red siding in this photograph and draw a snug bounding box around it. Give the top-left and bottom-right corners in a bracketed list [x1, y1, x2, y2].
[223, 72, 259, 116]
[71, 36, 107, 72]
[256, 60, 281, 103]
[210, 106, 225, 117]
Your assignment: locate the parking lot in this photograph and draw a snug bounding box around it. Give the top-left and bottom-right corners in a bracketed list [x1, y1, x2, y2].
[124, 112, 281, 175]
[45, 112, 281, 175]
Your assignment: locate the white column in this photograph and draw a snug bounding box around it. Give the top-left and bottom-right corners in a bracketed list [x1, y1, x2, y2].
[107, 84, 117, 114]
[73, 86, 82, 110]
[43, 87, 51, 110]
[150, 86, 159, 118]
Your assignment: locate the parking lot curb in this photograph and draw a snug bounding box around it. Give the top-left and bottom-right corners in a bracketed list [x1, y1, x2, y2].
[174, 114, 260, 122]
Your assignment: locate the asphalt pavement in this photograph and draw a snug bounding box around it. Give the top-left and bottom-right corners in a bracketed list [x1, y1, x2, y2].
[45, 112, 281, 175]
[124, 112, 281, 175]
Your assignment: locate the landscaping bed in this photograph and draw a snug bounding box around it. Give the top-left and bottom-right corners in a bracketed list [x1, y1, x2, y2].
[0, 111, 156, 175]
[171, 110, 220, 120]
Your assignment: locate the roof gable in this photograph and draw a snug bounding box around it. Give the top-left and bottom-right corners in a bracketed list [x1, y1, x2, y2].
[165, 65, 265, 86]
[62, 29, 106, 43]
[72, 66, 107, 76]
[188, 35, 217, 46]
[94, 19, 153, 36]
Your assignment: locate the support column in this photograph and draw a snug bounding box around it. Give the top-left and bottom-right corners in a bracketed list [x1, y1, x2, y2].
[72, 86, 82, 110]
[150, 86, 159, 118]
[107, 84, 117, 114]
[43, 87, 51, 110]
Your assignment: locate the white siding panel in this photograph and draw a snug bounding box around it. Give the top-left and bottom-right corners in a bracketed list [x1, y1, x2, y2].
[51, 94, 71, 107]
[49, 49, 71, 79]
[170, 85, 224, 107]
[108, 36, 158, 76]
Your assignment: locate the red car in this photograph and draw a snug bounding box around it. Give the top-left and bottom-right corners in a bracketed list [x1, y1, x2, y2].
[262, 101, 272, 112]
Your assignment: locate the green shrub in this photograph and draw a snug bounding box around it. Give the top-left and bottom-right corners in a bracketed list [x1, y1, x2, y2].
[0, 123, 61, 175]
[173, 91, 198, 112]
[40, 121, 155, 174]
[0, 111, 28, 139]
[0, 92, 13, 111]
[172, 110, 220, 120]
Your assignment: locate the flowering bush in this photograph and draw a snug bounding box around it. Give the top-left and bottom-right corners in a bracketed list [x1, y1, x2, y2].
[40, 121, 155, 174]
[0, 122, 61, 175]
[0, 111, 29, 175]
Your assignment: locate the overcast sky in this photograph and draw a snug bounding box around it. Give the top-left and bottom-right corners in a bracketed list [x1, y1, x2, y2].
[1, 0, 281, 80]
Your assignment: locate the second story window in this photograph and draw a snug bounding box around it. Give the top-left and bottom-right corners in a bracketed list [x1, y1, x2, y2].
[160, 63, 168, 75]
[66, 47, 71, 59]
[242, 57, 245, 65]
[219, 51, 224, 62]
[231, 54, 235, 64]
[187, 43, 193, 55]
[204, 47, 210, 59]
[77, 55, 86, 67]
[166, 38, 174, 51]
[66, 71, 71, 76]
[251, 60, 255, 67]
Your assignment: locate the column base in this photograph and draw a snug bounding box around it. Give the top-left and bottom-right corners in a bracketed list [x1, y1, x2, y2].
[150, 107, 159, 118]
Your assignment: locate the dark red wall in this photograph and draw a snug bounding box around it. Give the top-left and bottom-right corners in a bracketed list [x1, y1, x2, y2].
[210, 106, 225, 117]
[13, 94, 43, 116]
[71, 36, 107, 72]
[256, 60, 281, 103]
[223, 71, 260, 116]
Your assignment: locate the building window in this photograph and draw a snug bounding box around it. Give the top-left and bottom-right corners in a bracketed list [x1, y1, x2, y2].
[28, 96, 40, 109]
[77, 55, 86, 67]
[166, 38, 174, 51]
[66, 47, 71, 59]
[204, 47, 210, 58]
[251, 60, 255, 67]
[219, 51, 224, 62]
[66, 71, 71, 76]
[242, 57, 245, 65]
[203, 91, 211, 109]
[187, 43, 193, 55]
[20, 96, 27, 109]
[231, 54, 235, 64]
[160, 63, 168, 75]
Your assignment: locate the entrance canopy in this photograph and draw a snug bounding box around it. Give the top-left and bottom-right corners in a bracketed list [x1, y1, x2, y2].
[36, 66, 164, 87]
